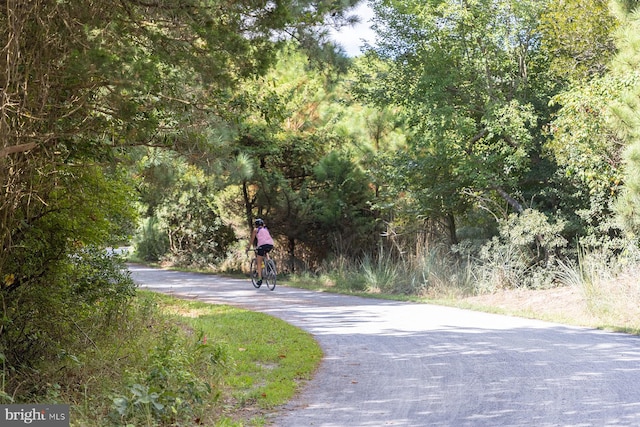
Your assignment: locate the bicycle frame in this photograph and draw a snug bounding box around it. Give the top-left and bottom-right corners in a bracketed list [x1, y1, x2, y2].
[249, 249, 276, 290]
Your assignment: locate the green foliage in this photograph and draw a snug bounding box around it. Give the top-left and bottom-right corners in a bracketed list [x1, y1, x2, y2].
[0, 164, 138, 373]
[311, 151, 380, 254]
[472, 209, 568, 290]
[131, 152, 237, 266]
[0, 247, 136, 395]
[66, 247, 137, 315]
[2, 165, 137, 290]
[1, 0, 364, 277]
[6, 292, 232, 426]
[2, 289, 321, 426]
[119, 294, 322, 425]
[608, 2, 640, 237]
[548, 76, 625, 196]
[110, 328, 224, 426]
[9, 2, 640, 419]
[133, 216, 170, 263]
[539, 0, 618, 81]
[157, 166, 237, 267]
[223, 46, 385, 268]
[539, 2, 636, 254]
[360, 0, 554, 243]
[134, 149, 182, 217]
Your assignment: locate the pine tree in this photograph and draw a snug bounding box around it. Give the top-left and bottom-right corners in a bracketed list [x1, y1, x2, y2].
[609, 1, 640, 235]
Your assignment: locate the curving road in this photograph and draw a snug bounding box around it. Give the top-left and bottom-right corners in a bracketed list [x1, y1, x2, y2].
[129, 265, 640, 427]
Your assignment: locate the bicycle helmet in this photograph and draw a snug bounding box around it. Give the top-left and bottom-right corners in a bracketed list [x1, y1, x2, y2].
[254, 218, 265, 227]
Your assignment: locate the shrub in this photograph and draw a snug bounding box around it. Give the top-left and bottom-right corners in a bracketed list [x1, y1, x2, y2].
[110, 327, 227, 426]
[134, 216, 169, 263]
[138, 165, 237, 268]
[471, 209, 568, 290]
[0, 246, 136, 400]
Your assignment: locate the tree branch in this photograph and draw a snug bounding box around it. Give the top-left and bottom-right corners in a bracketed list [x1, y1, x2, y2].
[0, 143, 37, 158]
[493, 186, 524, 214]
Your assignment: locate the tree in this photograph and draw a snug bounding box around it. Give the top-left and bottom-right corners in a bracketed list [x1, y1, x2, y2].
[131, 151, 237, 265]
[538, 0, 618, 81]
[608, 1, 640, 236]
[214, 45, 386, 269]
[1, 0, 368, 288]
[546, 75, 627, 251]
[228, 46, 332, 267]
[358, 0, 553, 244]
[312, 151, 380, 255]
[0, 0, 367, 387]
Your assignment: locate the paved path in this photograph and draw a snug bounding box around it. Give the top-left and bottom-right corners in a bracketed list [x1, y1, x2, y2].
[129, 265, 640, 427]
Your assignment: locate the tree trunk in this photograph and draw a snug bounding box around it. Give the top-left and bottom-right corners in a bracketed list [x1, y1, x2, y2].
[242, 180, 253, 230]
[288, 237, 296, 274]
[446, 213, 458, 246]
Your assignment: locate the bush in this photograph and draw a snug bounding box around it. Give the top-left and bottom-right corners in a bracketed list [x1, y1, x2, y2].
[110, 327, 227, 426]
[316, 243, 473, 297]
[134, 165, 237, 268]
[0, 246, 137, 401]
[471, 209, 568, 290]
[134, 216, 170, 263]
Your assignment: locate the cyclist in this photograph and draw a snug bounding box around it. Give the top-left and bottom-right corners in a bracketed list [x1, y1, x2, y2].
[246, 218, 274, 287]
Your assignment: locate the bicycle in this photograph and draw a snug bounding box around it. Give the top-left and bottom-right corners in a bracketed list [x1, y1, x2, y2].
[248, 249, 277, 291]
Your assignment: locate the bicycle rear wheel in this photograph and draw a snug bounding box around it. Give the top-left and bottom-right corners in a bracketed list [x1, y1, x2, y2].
[264, 259, 277, 290]
[250, 258, 261, 288]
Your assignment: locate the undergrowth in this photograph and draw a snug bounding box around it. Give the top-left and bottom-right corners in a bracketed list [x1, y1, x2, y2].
[0, 290, 321, 427]
[285, 240, 640, 334]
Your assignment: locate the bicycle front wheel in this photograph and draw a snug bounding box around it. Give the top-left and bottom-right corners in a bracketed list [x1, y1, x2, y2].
[250, 258, 261, 288]
[264, 259, 277, 290]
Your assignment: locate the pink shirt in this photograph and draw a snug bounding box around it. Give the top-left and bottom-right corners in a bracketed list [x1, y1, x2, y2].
[256, 227, 274, 246]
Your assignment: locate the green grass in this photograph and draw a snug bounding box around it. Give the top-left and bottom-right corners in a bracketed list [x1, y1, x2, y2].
[156, 294, 322, 411]
[44, 291, 322, 427]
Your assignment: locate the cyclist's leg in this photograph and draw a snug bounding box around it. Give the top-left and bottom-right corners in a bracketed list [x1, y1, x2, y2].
[250, 258, 261, 288]
[256, 255, 263, 279]
[256, 246, 266, 282]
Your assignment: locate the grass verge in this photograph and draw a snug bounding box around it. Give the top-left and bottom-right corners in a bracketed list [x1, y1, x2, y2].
[53, 290, 321, 426]
[153, 292, 323, 424]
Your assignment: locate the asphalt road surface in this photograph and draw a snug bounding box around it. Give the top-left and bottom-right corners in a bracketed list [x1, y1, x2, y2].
[129, 264, 640, 427]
